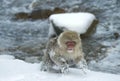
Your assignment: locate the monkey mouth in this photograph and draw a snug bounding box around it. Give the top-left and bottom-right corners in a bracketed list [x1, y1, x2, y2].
[66, 41, 75, 52]
[67, 47, 74, 53]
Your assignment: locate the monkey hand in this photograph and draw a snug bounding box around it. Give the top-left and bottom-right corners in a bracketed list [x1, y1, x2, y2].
[40, 62, 49, 71]
[50, 56, 69, 73]
[76, 58, 88, 74]
[60, 62, 69, 73]
[58, 58, 69, 73]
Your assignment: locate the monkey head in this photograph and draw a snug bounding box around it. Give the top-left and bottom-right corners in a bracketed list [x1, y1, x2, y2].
[57, 31, 81, 53]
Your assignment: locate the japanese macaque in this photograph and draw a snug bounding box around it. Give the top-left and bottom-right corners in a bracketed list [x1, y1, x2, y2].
[41, 31, 87, 73]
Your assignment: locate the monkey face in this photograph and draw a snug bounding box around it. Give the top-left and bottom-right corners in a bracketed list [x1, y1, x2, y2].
[57, 31, 81, 53]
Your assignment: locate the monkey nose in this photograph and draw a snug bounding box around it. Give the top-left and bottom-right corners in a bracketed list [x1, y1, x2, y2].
[66, 41, 76, 45]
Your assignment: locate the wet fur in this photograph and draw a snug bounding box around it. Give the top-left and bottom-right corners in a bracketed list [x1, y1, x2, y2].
[41, 31, 86, 73]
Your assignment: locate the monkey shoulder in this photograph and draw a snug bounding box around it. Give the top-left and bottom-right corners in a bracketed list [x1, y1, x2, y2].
[46, 37, 58, 49]
[45, 37, 60, 56]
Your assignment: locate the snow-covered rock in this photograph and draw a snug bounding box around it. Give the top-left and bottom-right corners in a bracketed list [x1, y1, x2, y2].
[0, 55, 120, 81]
[49, 12, 96, 37]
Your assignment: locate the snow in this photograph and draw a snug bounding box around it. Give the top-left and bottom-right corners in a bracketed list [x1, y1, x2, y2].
[0, 55, 120, 81]
[49, 12, 96, 34]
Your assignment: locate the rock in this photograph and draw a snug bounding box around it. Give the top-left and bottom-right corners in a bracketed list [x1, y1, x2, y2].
[48, 14, 98, 38]
[81, 20, 99, 38]
[14, 12, 29, 20]
[113, 32, 119, 39]
[53, 7, 66, 14]
[29, 9, 53, 19]
[81, 37, 107, 62]
[13, 7, 66, 20]
[17, 40, 46, 56]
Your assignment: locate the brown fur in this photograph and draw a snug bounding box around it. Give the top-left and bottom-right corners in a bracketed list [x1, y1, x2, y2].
[41, 31, 86, 73]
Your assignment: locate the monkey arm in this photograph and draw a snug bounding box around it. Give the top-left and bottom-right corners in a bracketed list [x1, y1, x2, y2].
[74, 46, 88, 68]
[41, 37, 69, 73]
[75, 57, 88, 69]
[42, 37, 58, 65]
[41, 38, 57, 71]
[50, 54, 68, 67]
[41, 50, 54, 71]
[49, 53, 69, 73]
[75, 57, 88, 74]
[45, 37, 68, 67]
